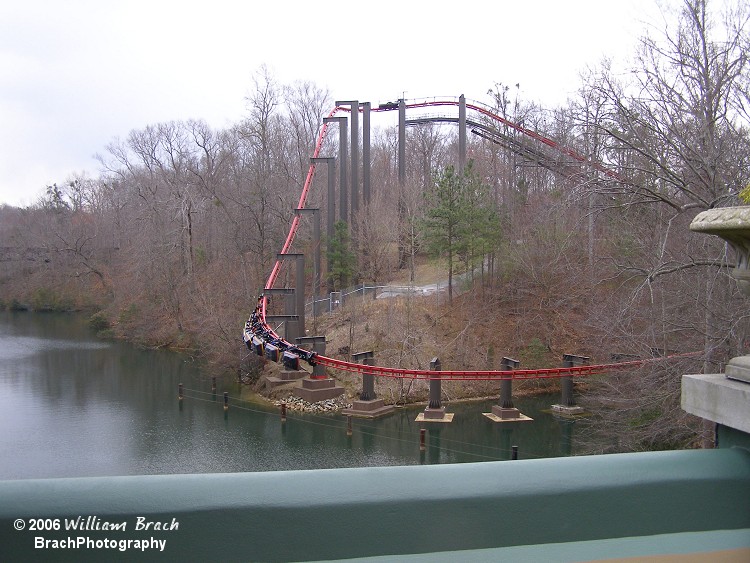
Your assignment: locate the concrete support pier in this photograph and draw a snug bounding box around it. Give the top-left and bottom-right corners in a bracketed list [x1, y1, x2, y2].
[265, 367, 307, 391]
[295, 336, 344, 402]
[341, 351, 394, 419]
[485, 357, 533, 423]
[416, 357, 454, 423]
[552, 354, 588, 416]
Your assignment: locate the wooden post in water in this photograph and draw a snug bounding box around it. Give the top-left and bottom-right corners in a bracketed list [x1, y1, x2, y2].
[281, 402, 287, 423]
[178, 383, 183, 401]
[419, 428, 426, 452]
[223, 392, 229, 411]
[347, 415, 353, 437]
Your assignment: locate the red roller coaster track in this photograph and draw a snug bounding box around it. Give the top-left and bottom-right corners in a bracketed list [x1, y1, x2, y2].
[247, 97, 696, 380]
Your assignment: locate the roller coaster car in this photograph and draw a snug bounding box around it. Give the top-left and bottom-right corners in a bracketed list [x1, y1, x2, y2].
[251, 336, 264, 356]
[282, 350, 300, 371]
[242, 327, 254, 349]
[264, 342, 280, 362]
[378, 101, 399, 110]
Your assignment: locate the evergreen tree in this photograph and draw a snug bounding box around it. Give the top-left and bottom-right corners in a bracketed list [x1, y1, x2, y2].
[326, 220, 356, 291]
[422, 165, 463, 303]
[422, 162, 501, 302]
[457, 162, 502, 282]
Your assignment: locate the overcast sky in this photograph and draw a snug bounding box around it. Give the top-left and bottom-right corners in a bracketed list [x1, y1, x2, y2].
[0, 0, 660, 207]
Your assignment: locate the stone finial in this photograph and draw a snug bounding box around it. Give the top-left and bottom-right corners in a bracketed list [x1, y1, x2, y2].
[691, 206, 750, 382]
[690, 206, 750, 296]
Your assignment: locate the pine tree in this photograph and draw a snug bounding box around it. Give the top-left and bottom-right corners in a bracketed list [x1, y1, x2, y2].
[422, 162, 501, 302]
[326, 220, 356, 291]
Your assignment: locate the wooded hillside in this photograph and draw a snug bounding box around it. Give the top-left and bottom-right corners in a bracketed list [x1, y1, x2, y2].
[1, 0, 748, 451]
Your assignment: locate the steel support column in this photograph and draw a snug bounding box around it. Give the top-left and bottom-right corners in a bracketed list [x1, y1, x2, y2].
[353, 350, 375, 401]
[428, 357, 442, 409]
[297, 336, 327, 378]
[398, 99, 406, 189]
[397, 98, 407, 269]
[561, 354, 589, 407]
[336, 100, 359, 221]
[322, 117, 348, 224]
[500, 357, 520, 409]
[277, 253, 305, 338]
[262, 288, 296, 342]
[310, 157, 335, 293]
[459, 94, 467, 173]
[362, 102, 371, 206]
[294, 208, 321, 305]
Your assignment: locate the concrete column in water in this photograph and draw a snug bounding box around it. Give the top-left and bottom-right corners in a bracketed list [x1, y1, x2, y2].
[500, 356, 519, 409]
[553, 354, 588, 415]
[295, 335, 345, 401]
[486, 357, 532, 423]
[428, 357, 442, 410]
[355, 351, 376, 401]
[416, 357, 453, 422]
[341, 351, 395, 419]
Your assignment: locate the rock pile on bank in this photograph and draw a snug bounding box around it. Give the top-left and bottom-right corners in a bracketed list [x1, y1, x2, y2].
[272, 395, 352, 414]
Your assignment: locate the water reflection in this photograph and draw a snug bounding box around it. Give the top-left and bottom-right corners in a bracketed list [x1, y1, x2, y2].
[0, 312, 586, 480]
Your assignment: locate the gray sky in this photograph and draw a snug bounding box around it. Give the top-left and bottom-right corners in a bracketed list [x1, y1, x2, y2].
[0, 0, 657, 207]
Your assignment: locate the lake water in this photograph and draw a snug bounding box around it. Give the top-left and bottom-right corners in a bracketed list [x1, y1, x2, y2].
[0, 311, 584, 480]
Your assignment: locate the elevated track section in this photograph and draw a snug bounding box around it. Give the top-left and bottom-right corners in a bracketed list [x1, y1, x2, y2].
[244, 97, 691, 380]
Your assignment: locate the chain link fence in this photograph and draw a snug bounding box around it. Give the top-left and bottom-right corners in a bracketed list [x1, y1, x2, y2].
[307, 271, 480, 317]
